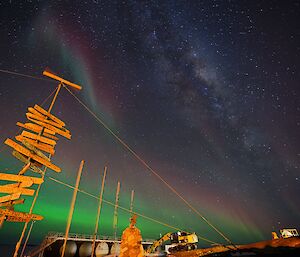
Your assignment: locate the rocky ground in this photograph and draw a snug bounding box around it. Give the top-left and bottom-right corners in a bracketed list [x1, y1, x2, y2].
[171, 237, 300, 257]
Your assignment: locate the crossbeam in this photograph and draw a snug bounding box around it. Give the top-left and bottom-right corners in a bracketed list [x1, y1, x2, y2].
[43, 70, 82, 90]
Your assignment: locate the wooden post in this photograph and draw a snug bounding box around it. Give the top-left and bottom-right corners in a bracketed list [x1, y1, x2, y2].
[13, 84, 60, 257]
[47, 83, 62, 113]
[13, 166, 47, 257]
[130, 190, 134, 215]
[61, 160, 84, 257]
[19, 162, 31, 176]
[19, 221, 35, 257]
[91, 167, 107, 257]
[12, 70, 82, 257]
[113, 181, 120, 240]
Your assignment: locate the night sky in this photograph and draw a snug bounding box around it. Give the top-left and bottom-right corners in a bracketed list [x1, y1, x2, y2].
[0, 0, 299, 248]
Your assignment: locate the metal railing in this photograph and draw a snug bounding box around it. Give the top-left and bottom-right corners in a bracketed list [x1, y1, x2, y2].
[27, 231, 155, 257]
[45, 231, 154, 243]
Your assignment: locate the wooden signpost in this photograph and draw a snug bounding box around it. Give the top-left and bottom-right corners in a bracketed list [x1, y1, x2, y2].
[0, 69, 82, 257]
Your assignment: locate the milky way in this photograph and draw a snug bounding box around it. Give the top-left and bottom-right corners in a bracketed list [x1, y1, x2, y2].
[0, 0, 299, 246]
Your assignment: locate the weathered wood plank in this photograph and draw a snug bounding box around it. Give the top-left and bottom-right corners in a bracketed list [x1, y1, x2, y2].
[0, 173, 43, 184]
[5, 138, 61, 172]
[17, 122, 56, 135]
[42, 132, 59, 141]
[26, 118, 71, 139]
[0, 184, 35, 196]
[12, 151, 45, 175]
[21, 139, 50, 160]
[0, 193, 21, 203]
[34, 104, 65, 126]
[15, 135, 55, 155]
[28, 107, 46, 119]
[0, 199, 24, 207]
[21, 131, 57, 146]
[26, 113, 63, 129]
[0, 209, 43, 222]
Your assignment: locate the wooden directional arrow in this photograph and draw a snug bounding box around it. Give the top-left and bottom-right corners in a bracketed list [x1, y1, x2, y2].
[15, 136, 55, 155]
[0, 173, 43, 184]
[42, 132, 59, 141]
[16, 122, 56, 135]
[25, 118, 71, 139]
[21, 131, 57, 146]
[0, 193, 21, 204]
[5, 138, 61, 172]
[0, 183, 35, 196]
[0, 199, 24, 207]
[27, 107, 45, 119]
[20, 140, 50, 161]
[34, 104, 65, 126]
[26, 113, 64, 129]
[0, 209, 43, 223]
